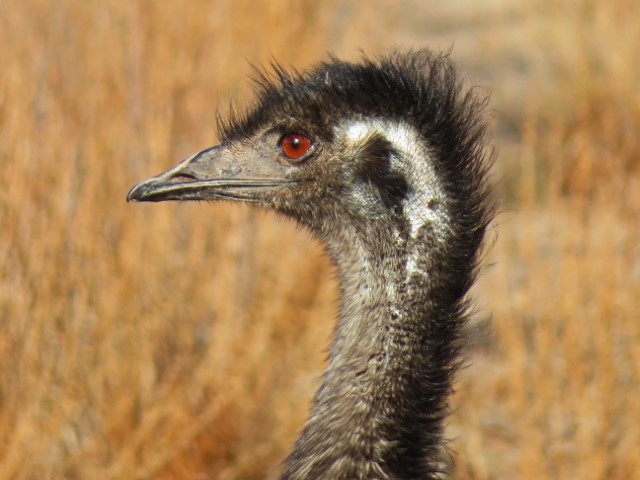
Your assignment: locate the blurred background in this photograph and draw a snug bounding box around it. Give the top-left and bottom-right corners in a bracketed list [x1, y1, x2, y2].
[1, 0, 639, 478]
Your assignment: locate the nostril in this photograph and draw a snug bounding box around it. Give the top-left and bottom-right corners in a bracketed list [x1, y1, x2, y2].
[167, 172, 198, 184]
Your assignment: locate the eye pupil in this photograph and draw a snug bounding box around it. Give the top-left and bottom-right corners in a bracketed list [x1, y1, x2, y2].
[280, 133, 312, 161]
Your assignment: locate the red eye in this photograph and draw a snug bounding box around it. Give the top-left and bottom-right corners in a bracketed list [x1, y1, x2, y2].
[280, 133, 312, 161]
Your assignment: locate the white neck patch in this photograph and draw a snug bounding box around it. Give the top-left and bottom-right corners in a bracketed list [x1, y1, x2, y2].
[337, 118, 450, 278]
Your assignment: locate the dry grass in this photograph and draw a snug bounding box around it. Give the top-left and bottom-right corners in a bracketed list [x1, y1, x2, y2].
[1, 1, 638, 479]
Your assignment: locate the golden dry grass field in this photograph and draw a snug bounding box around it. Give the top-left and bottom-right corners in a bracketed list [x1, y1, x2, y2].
[1, 1, 639, 479]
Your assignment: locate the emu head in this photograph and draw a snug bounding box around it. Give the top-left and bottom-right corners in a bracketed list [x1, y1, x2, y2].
[128, 52, 487, 255]
[127, 115, 415, 238]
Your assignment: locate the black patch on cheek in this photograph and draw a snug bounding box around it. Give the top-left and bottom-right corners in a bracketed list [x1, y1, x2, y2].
[354, 135, 410, 213]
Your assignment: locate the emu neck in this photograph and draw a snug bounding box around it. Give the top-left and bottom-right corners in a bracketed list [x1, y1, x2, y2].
[282, 224, 459, 480]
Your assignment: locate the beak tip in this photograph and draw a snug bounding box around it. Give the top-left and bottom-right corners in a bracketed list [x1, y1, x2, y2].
[126, 183, 145, 202]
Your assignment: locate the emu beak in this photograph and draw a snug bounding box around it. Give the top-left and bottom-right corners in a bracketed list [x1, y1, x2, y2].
[127, 145, 291, 203]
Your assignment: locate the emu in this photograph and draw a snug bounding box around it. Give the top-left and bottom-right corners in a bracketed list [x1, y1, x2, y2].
[128, 50, 493, 480]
